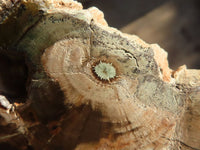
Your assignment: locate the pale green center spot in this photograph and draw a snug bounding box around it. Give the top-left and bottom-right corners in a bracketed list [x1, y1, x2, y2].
[94, 62, 116, 80]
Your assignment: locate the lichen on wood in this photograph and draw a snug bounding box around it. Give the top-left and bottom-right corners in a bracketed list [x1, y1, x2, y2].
[0, 0, 200, 150]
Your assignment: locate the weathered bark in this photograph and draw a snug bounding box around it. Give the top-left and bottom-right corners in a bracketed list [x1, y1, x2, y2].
[0, 0, 200, 150]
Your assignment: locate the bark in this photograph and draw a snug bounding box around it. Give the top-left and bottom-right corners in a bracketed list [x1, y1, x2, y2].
[0, 0, 200, 150]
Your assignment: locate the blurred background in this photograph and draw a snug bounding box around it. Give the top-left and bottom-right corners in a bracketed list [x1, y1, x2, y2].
[78, 0, 200, 69]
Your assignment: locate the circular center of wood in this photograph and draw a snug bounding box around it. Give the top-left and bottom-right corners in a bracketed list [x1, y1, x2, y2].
[93, 61, 116, 81]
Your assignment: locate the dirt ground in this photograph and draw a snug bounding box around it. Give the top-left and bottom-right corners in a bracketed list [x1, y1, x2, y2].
[79, 0, 200, 69]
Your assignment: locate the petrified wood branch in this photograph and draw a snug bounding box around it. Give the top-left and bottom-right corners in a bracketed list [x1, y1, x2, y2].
[0, 0, 200, 150]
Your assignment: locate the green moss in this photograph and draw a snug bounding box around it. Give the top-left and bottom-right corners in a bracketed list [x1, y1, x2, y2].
[0, 1, 42, 48]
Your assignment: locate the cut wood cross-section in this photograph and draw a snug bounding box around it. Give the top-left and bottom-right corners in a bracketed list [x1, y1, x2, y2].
[0, 0, 200, 150]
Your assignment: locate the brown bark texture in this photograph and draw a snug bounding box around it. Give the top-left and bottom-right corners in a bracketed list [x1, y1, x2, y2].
[0, 0, 200, 150]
